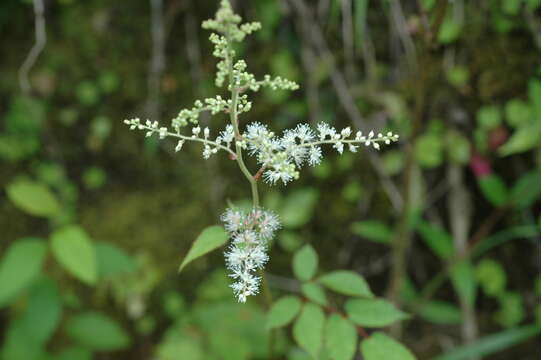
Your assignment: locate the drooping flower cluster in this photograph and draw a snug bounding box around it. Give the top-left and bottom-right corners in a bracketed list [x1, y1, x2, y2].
[221, 207, 280, 302]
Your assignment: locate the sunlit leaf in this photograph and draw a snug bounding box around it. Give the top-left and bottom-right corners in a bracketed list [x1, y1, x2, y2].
[178, 225, 228, 272]
[293, 303, 325, 358]
[318, 271, 373, 298]
[324, 314, 357, 360]
[346, 299, 408, 327]
[302, 283, 328, 306]
[499, 122, 541, 156]
[50, 225, 97, 285]
[293, 244, 318, 281]
[361, 332, 416, 360]
[476, 258, 506, 297]
[266, 295, 302, 329]
[6, 179, 60, 217]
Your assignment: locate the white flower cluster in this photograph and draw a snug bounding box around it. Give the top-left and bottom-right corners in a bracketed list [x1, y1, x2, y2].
[221, 207, 280, 302]
[124, 118, 399, 184]
[241, 122, 400, 185]
[123, 118, 236, 159]
[171, 96, 229, 129]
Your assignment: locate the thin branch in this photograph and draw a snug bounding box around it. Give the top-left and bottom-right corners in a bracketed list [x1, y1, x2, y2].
[19, 0, 46, 94]
[147, 0, 166, 121]
[340, 0, 356, 80]
[130, 123, 237, 157]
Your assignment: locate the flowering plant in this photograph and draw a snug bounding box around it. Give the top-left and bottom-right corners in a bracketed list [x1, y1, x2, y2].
[124, 0, 398, 302]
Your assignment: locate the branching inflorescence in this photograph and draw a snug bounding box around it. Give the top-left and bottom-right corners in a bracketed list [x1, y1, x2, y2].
[124, 0, 399, 302]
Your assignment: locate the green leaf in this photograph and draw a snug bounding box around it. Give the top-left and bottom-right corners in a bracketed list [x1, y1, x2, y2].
[495, 291, 525, 328]
[345, 299, 408, 327]
[414, 134, 443, 168]
[505, 99, 533, 128]
[350, 221, 392, 244]
[17, 276, 62, 344]
[473, 225, 539, 256]
[418, 301, 462, 324]
[510, 170, 541, 209]
[324, 314, 357, 360]
[95, 242, 137, 277]
[318, 271, 373, 298]
[65, 311, 130, 350]
[361, 332, 416, 360]
[416, 220, 454, 259]
[476, 106, 502, 130]
[446, 66, 470, 88]
[450, 261, 477, 307]
[0, 277, 61, 360]
[478, 174, 509, 207]
[55, 346, 92, 360]
[476, 258, 506, 297]
[502, 0, 522, 15]
[178, 225, 228, 272]
[445, 130, 471, 164]
[280, 188, 319, 228]
[266, 295, 302, 329]
[438, 18, 462, 44]
[50, 225, 97, 285]
[0, 238, 47, 307]
[293, 303, 325, 358]
[499, 122, 541, 156]
[382, 150, 405, 176]
[6, 179, 60, 217]
[293, 244, 318, 281]
[302, 283, 328, 306]
[433, 324, 541, 360]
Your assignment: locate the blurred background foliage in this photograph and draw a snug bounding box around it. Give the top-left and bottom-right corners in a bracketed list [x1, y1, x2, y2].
[1, 0, 541, 359]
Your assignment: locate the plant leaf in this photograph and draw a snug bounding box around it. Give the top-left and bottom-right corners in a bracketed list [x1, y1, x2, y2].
[350, 221, 392, 244]
[416, 220, 454, 259]
[318, 270, 373, 298]
[293, 303, 325, 358]
[65, 311, 131, 351]
[325, 314, 357, 360]
[266, 295, 302, 329]
[0, 238, 47, 307]
[418, 301, 462, 325]
[178, 225, 228, 272]
[6, 179, 60, 217]
[360, 332, 416, 360]
[510, 170, 541, 209]
[345, 298, 408, 328]
[433, 324, 541, 360]
[450, 261, 477, 307]
[293, 244, 318, 281]
[280, 188, 319, 228]
[50, 225, 97, 285]
[302, 282, 328, 306]
[478, 175, 509, 207]
[95, 242, 137, 278]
